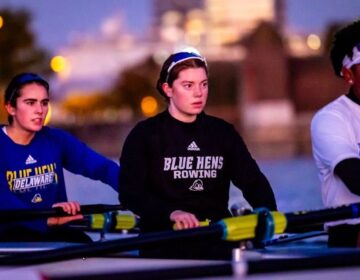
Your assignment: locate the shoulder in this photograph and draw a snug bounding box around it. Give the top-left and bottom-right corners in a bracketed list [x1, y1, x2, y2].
[38, 126, 80, 144]
[312, 96, 353, 128]
[311, 96, 359, 142]
[123, 115, 160, 147]
[129, 111, 167, 134]
[313, 95, 353, 119]
[200, 113, 236, 133]
[39, 126, 72, 138]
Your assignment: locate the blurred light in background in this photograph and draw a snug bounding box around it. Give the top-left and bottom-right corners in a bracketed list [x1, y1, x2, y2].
[50, 55, 71, 79]
[153, 50, 170, 66]
[162, 10, 182, 26]
[101, 14, 123, 38]
[306, 34, 321, 50]
[0, 15, 3, 29]
[141, 96, 158, 117]
[44, 103, 52, 125]
[50, 55, 67, 73]
[160, 11, 184, 43]
[185, 9, 206, 46]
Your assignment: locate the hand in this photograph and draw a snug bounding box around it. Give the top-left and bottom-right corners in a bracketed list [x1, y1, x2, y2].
[47, 201, 84, 226]
[170, 210, 199, 230]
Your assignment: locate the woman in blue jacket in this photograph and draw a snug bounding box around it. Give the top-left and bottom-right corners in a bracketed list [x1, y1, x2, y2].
[0, 73, 119, 242]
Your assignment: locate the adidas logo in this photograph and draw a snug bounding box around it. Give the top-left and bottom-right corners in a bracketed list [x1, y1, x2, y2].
[187, 141, 200, 151]
[25, 155, 37, 165]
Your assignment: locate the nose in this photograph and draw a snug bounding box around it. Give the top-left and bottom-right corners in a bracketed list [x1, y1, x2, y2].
[194, 85, 203, 97]
[35, 103, 44, 114]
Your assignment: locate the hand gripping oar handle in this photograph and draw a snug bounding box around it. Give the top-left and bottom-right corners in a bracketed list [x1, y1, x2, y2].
[0, 204, 125, 223]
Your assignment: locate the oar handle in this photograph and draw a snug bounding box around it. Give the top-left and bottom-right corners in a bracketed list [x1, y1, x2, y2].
[70, 213, 138, 231]
[78, 204, 125, 215]
[0, 204, 125, 223]
[173, 219, 210, 230]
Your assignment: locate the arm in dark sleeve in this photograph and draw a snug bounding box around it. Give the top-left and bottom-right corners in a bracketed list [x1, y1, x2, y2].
[229, 128, 277, 211]
[334, 158, 360, 196]
[119, 125, 175, 229]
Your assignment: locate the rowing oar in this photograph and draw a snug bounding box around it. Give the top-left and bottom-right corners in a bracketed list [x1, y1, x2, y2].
[262, 230, 327, 246]
[284, 202, 360, 232]
[1, 203, 360, 265]
[0, 204, 125, 223]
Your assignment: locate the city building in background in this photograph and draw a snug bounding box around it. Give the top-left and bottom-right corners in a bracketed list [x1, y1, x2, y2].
[7, 0, 349, 158]
[51, 14, 152, 99]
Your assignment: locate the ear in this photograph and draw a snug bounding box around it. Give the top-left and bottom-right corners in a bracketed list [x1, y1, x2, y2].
[162, 83, 173, 98]
[341, 67, 354, 85]
[4, 103, 15, 116]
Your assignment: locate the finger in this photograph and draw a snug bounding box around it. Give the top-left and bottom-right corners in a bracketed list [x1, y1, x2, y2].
[180, 217, 192, 229]
[189, 214, 200, 228]
[170, 210, 182, 222]
[182, 218, 190, 229]
[65, 214, 83, 222]
[182, 214, 199, 228]
[68, 202, 78, 215]
[56, 214, 84, 226]
[52, 202, 64, 209]
[53, 203, 70, 214]
[62, 203, 71, 214]
[68, 201, 81, 215]
[75, 202, 81, 213]
[175, 220, 184, 230]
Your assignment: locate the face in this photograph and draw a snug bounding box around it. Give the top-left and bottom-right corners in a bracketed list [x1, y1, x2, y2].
[5, 83, 49, 133]
[351, 64, 360, 87]
[342, 64, 360, 101]
[163, 67, 208, 122]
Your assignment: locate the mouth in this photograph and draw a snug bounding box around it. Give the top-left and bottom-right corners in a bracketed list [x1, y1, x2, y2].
[192, 102, 203, 107]
[32, 118, 43, 125]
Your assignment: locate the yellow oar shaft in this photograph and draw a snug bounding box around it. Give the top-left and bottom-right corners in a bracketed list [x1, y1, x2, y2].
[71, 213, 138, 231]
[220, 211, 287, 241]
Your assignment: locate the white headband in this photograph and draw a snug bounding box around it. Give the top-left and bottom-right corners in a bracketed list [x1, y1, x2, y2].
[341, 43, 360, 74]
[165, 47, 207, 83]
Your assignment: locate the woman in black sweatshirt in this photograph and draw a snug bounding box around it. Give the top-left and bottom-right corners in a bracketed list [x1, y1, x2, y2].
[119, 47, 277, 259]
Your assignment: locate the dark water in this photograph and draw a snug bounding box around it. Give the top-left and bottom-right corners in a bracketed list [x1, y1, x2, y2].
[64, 156, 323, 214]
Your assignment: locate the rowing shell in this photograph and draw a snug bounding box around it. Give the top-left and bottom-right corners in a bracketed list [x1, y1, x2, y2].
[0, 235, 359, 280]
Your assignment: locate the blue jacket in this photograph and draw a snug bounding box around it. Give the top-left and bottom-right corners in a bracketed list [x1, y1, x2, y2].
[0, 125, 119, 233]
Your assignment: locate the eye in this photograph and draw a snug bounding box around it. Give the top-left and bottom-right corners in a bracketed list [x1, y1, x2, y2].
[183, 83, 192, 89]
[42, 100, 49, 106]
[201, 81, 208, 88]
[26, 100, 36, 105]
